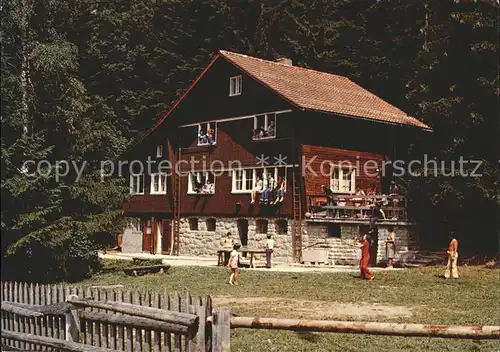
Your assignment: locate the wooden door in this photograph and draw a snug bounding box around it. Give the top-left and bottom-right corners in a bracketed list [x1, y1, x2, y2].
[142, 219, 153, 253]
[161, 220, 172, 254]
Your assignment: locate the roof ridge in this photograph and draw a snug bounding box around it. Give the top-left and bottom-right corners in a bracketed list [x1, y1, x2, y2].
[218, 49, 350, 81]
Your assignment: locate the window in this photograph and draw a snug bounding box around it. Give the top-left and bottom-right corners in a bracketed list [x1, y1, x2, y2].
[129, 174, 144, 195]
[229, 75, 242, 96]
[198, 122, 217, 146]
[232, 169, 254, 192]
[156, 145, 163, 157]
[150, 173, 167, 195]
[188, 218, 199, 231]
[275, 220, 288, 234]
[256, 219, 268, 234]
[206, 218, 216, 232]
[232, 167, 287, 193]
[188, 171, 215, 194]
[253, 113, 276, 140]
[331, 167, 356, 193]
[327, 223, 341, 238]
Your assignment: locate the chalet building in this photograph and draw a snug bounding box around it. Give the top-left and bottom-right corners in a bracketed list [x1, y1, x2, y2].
[120, 50, 431, 266]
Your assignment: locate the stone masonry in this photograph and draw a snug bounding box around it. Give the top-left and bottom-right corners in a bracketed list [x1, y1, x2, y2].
[179, 216, 294, 262]
[302, 221, 418, 266]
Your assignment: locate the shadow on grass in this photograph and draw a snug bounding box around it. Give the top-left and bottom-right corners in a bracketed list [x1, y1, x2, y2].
[295, 331, 320, 343]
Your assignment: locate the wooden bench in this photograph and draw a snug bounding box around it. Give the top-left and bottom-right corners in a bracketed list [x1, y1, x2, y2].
[123, 265, 170, 276]
[217, 249, 268, 268]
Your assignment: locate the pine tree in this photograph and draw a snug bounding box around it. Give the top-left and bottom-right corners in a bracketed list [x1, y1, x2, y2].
[1, 0, 129, 282]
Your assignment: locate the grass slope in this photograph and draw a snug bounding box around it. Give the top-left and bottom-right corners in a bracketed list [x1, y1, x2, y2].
[78, 262, 500, 352]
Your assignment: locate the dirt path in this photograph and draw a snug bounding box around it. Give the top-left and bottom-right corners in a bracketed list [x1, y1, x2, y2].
[213, 296, 413, 319]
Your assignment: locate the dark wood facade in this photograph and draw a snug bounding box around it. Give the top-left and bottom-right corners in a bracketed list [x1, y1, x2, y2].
[123, 55, 419, 219]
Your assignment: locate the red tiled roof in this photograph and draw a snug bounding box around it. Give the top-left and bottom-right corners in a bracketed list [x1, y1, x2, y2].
[219, 50, 431, 130]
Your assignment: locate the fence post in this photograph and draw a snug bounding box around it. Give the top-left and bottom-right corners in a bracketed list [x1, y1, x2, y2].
[65, 294, 80, 342]
[212, 308, 230, 352]
[190, 297, 206, 352]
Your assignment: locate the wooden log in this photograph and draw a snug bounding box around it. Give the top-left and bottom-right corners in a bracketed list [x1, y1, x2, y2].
[1, 329, 117, 352]
[212, 309, 231, 352]
[229, 317, 500, 340]
[1, 301, 71, 315]
[67, 296, 198, 327]
[1, 302, 43, 317]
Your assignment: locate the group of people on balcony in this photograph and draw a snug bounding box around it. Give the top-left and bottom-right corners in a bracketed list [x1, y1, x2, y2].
[252, 121, 275, 140]
[320, 181, 401, 219]
[198, 128, 215, 145]
[250, 174, 286, 204]
[193, 179, 215, 194]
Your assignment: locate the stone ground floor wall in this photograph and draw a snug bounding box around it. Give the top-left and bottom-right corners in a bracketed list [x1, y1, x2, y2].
[121, 216, 419, 266]
[179, 216, 294, 262]
[303, 221, 419, 266]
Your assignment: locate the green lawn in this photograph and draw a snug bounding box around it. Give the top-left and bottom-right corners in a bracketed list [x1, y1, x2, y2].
[79, 262, 500, 352]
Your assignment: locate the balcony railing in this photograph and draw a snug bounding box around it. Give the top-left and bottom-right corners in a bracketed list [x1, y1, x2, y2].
[307, 194, 408, 222]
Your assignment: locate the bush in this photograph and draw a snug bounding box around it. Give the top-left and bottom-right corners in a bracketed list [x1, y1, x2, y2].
[2, 232, 101, 283]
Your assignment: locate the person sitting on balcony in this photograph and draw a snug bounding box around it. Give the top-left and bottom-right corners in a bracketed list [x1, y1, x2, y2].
[367, 183, 377, 195]
[352, 186, 365, 207]
[266, 121, 275, 137]
[274, 177, 286, 203]
[389, 181, 400, 207]
[321, 184, 336, 217]
[202, 180, 214, 193]
[251, 177, 263, 204]
[193, 179, 203, 193]
[260, 174, 273, 203]
[198, 130, 207, 144]
[253, 126, 265, 139]
[206, 128, 215, 144]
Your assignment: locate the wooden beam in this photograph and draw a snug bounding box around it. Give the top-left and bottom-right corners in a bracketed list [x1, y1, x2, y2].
[78, 311, 193, 336]
[229, 317, 500, 340]
[1, 330, 116, 352]
[1, 302, 43, 317]
[67, 297, 198, 327]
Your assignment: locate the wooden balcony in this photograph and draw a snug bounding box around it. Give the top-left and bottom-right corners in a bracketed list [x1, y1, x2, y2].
[307, 194, 408, 223]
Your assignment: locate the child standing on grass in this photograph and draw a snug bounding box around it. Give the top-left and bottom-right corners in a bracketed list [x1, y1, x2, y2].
[228, 243, 241, 285]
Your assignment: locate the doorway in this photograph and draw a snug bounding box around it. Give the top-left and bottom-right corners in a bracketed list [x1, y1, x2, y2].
[237, 219, 248, 257]
[161, 219, 172, 254]
[142, 219, 153, 253]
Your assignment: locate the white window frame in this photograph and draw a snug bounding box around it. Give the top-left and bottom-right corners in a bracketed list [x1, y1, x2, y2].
[253, 113, 276, 140]
[150, 173, 167, 195]
[330, 167, 356, 194]
[231, 166, 287, 194]
[197, 122, 217, 146]
[129, 174, 145, 195]
[187, 171, 216, 195]
[229, 75, 242, 96]
[156, 145, 163, 158]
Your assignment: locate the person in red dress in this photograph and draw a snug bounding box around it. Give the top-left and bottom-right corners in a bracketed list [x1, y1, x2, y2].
[358, 233, 375, 280]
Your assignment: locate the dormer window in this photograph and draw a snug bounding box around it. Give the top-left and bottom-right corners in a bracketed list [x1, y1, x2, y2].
[156, 145, 163, 158]
[253, 113, 276, 140]
[198, 122, 216, 146]
[229, 75, 242, 96]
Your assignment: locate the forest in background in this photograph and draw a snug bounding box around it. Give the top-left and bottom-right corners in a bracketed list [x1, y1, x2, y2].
[1, 0, 498, 281]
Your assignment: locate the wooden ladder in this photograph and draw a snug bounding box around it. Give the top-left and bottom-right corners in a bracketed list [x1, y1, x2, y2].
[291, 166, 303, 263]
[168, 143, 181, 256]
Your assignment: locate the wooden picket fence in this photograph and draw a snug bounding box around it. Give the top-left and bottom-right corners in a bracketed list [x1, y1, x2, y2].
[1, 281, 213, 351]
[2, 281, 499, 352]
